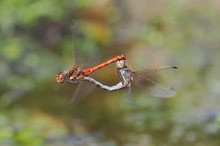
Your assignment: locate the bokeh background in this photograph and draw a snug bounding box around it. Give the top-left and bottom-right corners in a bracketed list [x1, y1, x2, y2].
[1, 0, 220, 146]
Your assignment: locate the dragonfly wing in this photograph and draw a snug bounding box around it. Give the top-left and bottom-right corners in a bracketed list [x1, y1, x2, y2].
[126, 87, 136, 108]
[148, 84, 176, 98]
[71, 81, 95, 102]
[133, 70, 177, 98]
[71, 22, 101, 67]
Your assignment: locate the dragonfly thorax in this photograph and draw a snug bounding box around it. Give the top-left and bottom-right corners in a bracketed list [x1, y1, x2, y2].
[117, 66, 133, 87]
[69, 66, 84, 80]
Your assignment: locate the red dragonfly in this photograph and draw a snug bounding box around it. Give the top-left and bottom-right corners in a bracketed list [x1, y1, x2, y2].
[57, 56, 177, 98]
[56, 54, 126, 84]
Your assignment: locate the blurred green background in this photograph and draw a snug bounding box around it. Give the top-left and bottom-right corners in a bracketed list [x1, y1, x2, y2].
[1, 0, 220, 146]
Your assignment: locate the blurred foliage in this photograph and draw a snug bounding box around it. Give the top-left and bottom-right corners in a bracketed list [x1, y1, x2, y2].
[1, 0, 220, 146]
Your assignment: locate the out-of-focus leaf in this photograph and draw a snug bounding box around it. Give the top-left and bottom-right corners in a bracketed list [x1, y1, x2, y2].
[1, 39, 23, 61]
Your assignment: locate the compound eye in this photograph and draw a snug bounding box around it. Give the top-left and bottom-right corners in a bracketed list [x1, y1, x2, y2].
[117, 60, 125, 68]
[56, 72, 65, 83]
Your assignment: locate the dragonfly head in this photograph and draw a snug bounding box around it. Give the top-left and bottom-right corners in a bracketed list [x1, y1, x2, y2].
[116, 60, 127, 69]
[56, 72, 66, 83]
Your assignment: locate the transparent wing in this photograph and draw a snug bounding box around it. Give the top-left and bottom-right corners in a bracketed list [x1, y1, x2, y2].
[71, 81, 96, 102]
[132, 68, 177, 98]
[143, 79, 176, 98]
[69, 22, 100, 101]
[71, 21, 101, 67]
[123, 86, 136, 109]
[71, 21, 86, 66]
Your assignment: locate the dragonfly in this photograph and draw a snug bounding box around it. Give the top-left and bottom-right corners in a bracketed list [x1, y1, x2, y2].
[57, 56, 178, 98]
[56, 54, 126, 84]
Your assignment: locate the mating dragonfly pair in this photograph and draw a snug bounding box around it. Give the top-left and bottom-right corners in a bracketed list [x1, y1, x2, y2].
[56, 54, 177, 98]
